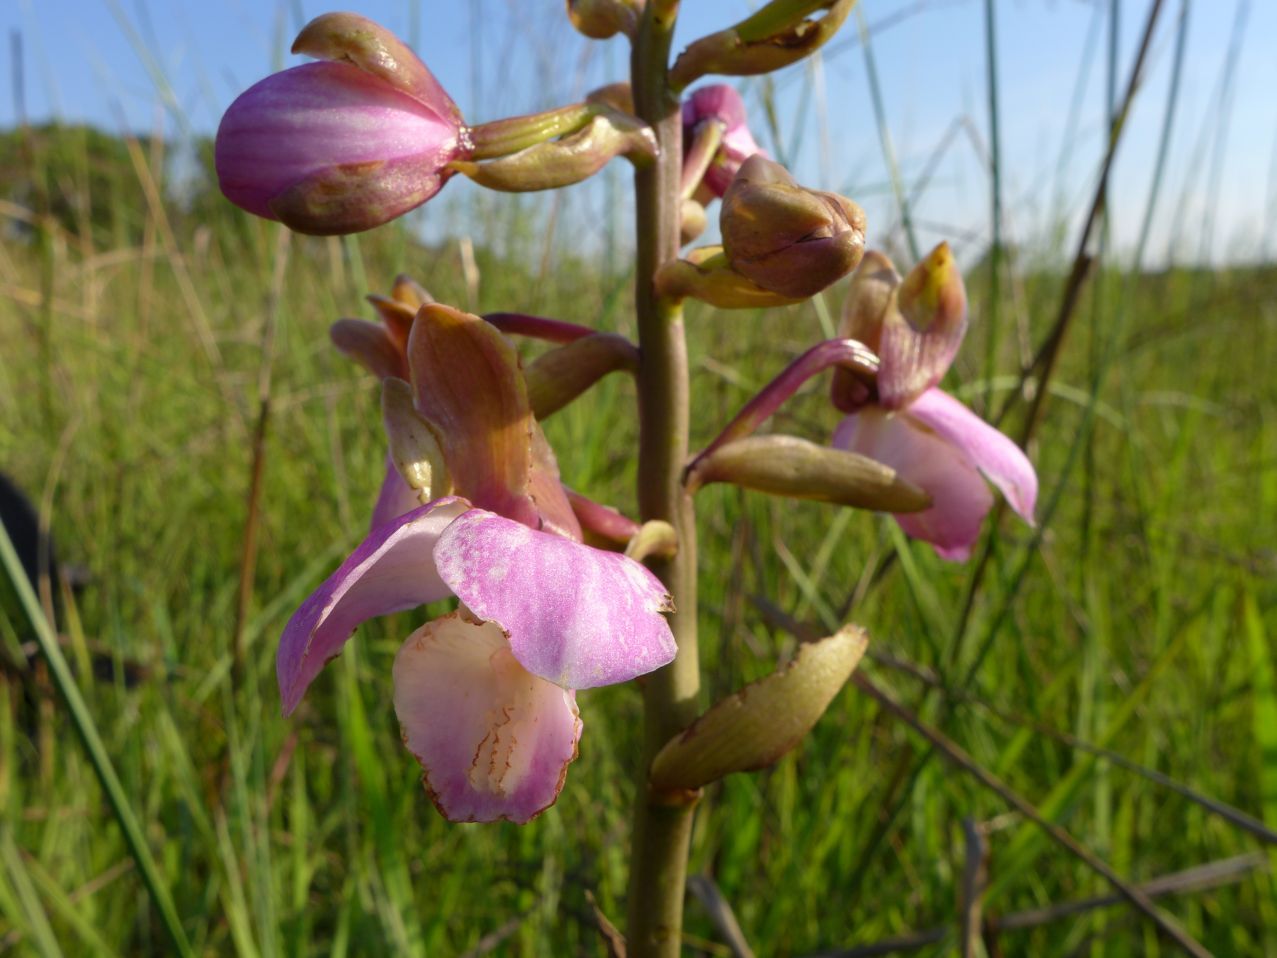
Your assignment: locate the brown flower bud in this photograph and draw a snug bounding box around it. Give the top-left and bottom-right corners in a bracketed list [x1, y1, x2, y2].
[566, 0, 643, 39]
[720, 155, 866, 299]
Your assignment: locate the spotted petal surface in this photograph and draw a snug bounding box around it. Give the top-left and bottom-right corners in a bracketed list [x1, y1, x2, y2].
[434, 510, 676, 689]
[393, 614, 581, 823]
[277, 497, 468, 713]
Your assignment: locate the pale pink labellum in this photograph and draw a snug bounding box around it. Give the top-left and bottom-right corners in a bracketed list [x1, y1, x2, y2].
[393, 613, 581, 823]
[834, 395, 1013, 561]
[433, 510, 676, 689]
[905, 389, 1037, 526]
[369, 457, 423, 532]
[277, 497, 469, 713]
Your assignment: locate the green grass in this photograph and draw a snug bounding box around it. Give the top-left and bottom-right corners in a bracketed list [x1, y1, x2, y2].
[2, 17, 1277, 956]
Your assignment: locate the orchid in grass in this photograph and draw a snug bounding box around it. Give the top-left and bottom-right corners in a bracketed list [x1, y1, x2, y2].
[279, 303, 675, 822]
[830, 244, 1037, 559]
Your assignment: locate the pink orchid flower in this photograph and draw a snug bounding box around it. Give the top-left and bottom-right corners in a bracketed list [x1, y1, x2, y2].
[281, 300, 674, 822]
[278, 497, 675, 823]
[216, 14, 469, 235]
[681, 84, 765, 197]
[831, 245, 1037, 560]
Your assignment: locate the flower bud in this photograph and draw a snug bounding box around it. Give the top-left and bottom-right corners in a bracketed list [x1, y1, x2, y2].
[681, 85, 765, 197]
[566, 0, 643, 39]
[215, 14, 467, 235]
[720, 155, 866, 299]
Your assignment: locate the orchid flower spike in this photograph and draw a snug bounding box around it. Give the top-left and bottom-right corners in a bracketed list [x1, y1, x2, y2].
[216, 13, 469, 235]
[681, 84, 765, 198]
[831, 247, 1037, 560]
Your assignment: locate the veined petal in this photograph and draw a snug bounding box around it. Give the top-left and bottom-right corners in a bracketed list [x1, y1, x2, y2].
[905, 389, 1037, 525]
[370, 457, 423, 531]
[434, 510, 676, 689]
[277, 497, 469, 714]
[833, 410, 993, 561]
[393, 613, 581, 823]
[528, 422, 583, 541]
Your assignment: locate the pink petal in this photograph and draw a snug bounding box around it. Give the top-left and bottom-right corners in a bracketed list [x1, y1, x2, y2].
[904, 390, 1037, 525]
[681, 84, 765, 197]
[277, 497, 469, 714]
[216, 61, 461, 223]
[433, 510, 676, 689]
[370, 458, 423, 532]
[834, 410, 993, 560]
[393, 613, 581, 824]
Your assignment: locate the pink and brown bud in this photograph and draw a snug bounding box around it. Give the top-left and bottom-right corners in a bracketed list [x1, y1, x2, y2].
[681, 84, 765, 197]
[720, 155, 866, 299]
[215, 13, 467, 235]
[566, 0, 644, 39]
[836, 243, 968, 410]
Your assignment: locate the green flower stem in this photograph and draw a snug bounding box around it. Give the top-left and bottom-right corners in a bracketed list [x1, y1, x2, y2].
[467, 103, 598, 160]
[626, 2, 702, 955]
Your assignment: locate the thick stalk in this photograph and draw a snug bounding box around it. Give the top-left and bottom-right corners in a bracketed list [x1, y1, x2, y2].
[626, 3, 701, 955]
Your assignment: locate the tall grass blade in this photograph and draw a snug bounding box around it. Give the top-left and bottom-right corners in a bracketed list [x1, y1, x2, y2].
[0, 523, 194, 958]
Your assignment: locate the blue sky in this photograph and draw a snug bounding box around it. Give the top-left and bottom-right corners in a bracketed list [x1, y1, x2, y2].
[4, 1, 1273, 265]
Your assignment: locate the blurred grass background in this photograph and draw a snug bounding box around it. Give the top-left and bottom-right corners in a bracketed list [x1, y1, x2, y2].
[2, 0, 1276, 955]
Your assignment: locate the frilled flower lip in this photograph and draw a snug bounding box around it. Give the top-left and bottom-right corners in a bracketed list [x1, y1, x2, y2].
[393, 613, 582, 824]
[215, 60, 465, 225]
[276, 498, 676, 713]
[833, 388, 1037, 560]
